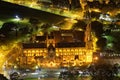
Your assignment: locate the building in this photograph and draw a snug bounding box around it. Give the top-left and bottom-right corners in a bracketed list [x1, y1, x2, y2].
[19, 26, 94, 69]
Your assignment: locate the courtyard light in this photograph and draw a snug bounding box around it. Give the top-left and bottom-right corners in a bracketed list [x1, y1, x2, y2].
[15, 15, 21, 21]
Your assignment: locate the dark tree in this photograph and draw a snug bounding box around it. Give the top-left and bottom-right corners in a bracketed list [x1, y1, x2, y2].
[111, 32, 120, 53]
[96, 37, 107, 50]
[72, 20, 87, 30]
[104, 29, 111, 35]
[91, 21, 104, 38]
[112, 63, 119, 76]
[29, 18, 39, 25]
[90, 64, 114, 80]
[19, 27, 30, 34]
[0, 22, 17, 37]
[91, 11, 101, 19]
[40, 23, 51, 32]
[0, 74, 8, 80]
[115, 13, 120, 19]
[71, 0, 81, 10]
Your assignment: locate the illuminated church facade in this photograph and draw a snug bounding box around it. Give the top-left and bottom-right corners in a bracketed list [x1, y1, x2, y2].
[20, 27, 94, 68]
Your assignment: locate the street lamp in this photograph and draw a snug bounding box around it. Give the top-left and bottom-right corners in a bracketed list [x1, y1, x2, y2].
[14, 15, 21, 37]
[15, 15, 21, 21]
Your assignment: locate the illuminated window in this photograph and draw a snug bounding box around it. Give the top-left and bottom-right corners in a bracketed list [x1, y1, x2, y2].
[86, 56, 92, 62]
[75, 49, 78, 52]
[28, 53, 30, 56]
[68, 53, 70, 55]
[24, 50, 27, 53]
[36, 53, 39, 56]
[36, 50, 39, 53]
[25, 53, 28, 56]
[67, 49, 70, 52]
[56, 49, 58, 52]
[32, 50, 35, 53]
[80, 52, 83, 55]
[44, 50, 47, 52]
[59, 49, 62, 52]
[65, 53, 67, 55]
[28, 50, 31, 53]
[56, 54, 59, 56]
[71, 49, 74, 52]
[63, 49, 66, 52]
[76, 53, 78, 55]
[31, 53, 34, 56]
[40, 50, 43, 53]
[30, 53, 32, 56]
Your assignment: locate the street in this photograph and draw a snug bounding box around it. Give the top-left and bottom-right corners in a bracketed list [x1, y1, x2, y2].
[24, 77, 92, 80]
[23, 77, 120, 80]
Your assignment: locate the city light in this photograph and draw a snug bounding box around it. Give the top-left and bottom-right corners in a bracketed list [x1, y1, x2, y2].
[94, 56, 98, 61]
[15, 15, 21, 21]
[99, 14, 112, 21]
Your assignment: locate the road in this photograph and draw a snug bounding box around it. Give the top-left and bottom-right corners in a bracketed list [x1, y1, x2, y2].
[23, 77, 120, 80]
[24, 77, 91, 80]
[25, 77, 120, 80]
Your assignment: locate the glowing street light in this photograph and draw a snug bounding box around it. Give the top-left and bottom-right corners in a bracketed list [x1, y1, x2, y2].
[15, 15, 21, 21]
[94, 56, 98, 61]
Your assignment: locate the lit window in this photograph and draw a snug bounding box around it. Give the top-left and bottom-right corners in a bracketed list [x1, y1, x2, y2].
[75, 49, 78, 51]
[63, 49, 66, 52]
[71, 49, 74, 52]
[56, 53, 59, 56]
[56, 49, 58, 52]
[24, 50, 27, 53]
[36, 50, 39, 53]
[32, 50, 35, 53]
[28, 50, 31, 53]
[40, 50, 43, 53]
[59, 49, 62, 52]
[44, 50, 47, 52]
[67, 49, 70, 52]
[27, 53, 29, 56]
